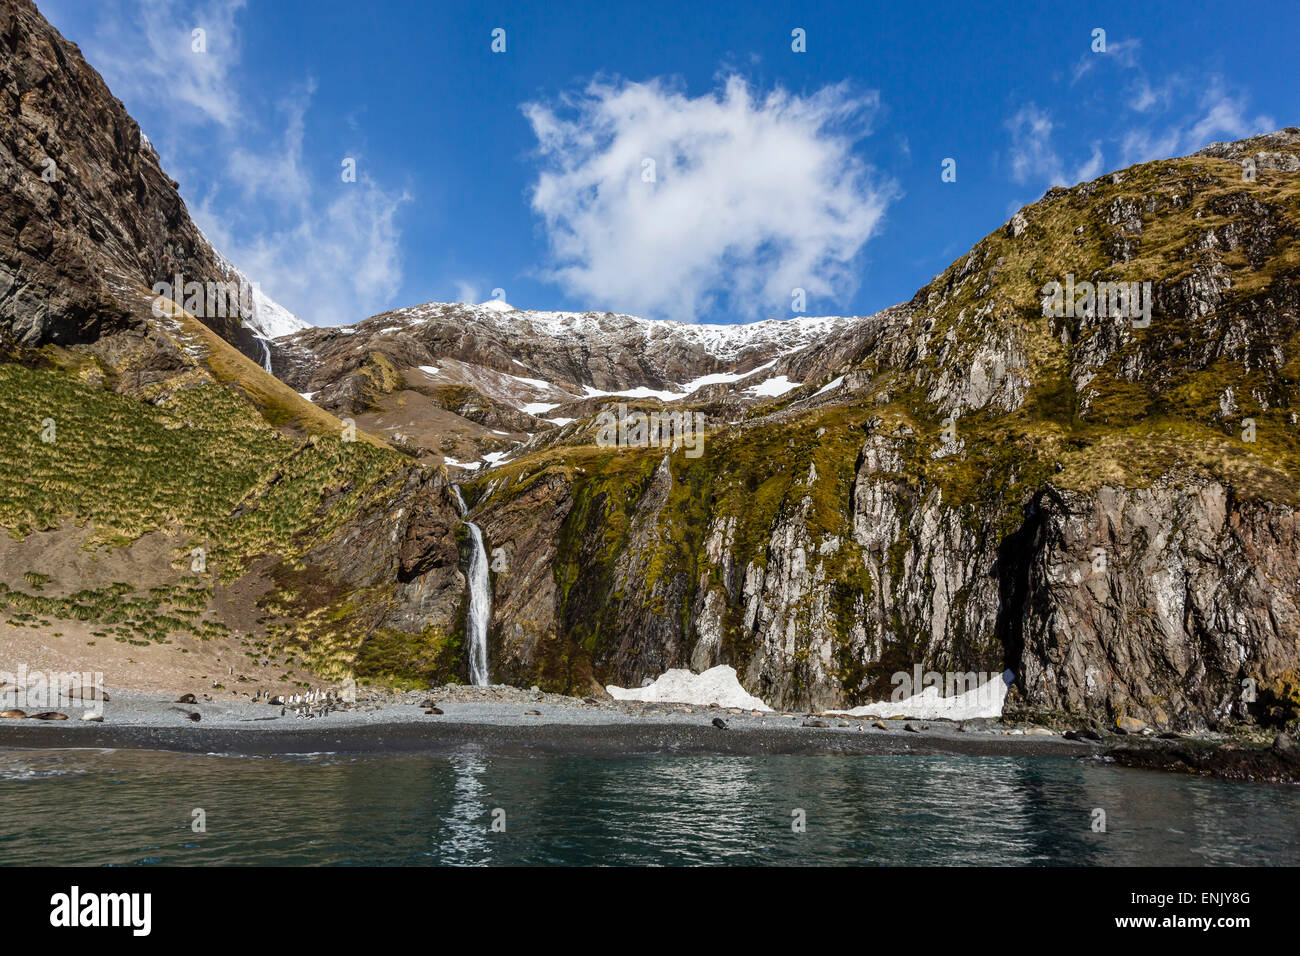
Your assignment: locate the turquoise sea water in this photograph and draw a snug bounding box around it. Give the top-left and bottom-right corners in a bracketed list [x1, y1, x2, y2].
[1, 748, 1297, 866]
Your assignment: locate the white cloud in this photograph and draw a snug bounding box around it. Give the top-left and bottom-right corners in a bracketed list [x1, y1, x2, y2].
[61, 0, 246, 129]
[197, 179, 407, 327]
[1005, 105, 1103, 187]
[1187, 80, 1274, 146]
[1127, 75, 1178, 114]
[1071, 38, 1142, 85]
[1118, 127, 1183, 166]
[451, 280, 482, 304]
[1119, 77, 1275, 165]
[1013, 32, 1275, 188]
[523, 75, 893, 321]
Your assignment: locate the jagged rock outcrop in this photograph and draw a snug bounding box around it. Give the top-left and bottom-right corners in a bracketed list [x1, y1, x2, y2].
[1013, 480, 1300, 730]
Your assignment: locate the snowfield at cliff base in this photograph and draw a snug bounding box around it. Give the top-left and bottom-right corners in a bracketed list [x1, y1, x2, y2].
[608, 666, 1008, 719]
[831, 679, 1009, 721]
[606, 666, 772, 711]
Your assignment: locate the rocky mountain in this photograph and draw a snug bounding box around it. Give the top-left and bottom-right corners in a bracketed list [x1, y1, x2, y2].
[272, 298, 859, 468]
[0, 0, 464, 691]
[1, 0, 1297, 732]
[279, 128, 1297, 732]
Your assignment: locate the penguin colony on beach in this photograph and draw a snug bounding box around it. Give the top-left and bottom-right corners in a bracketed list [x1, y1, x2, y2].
[262, 687, 348, 719]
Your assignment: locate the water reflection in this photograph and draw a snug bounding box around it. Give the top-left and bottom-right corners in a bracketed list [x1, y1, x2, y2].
[0, 749, 1296, 866]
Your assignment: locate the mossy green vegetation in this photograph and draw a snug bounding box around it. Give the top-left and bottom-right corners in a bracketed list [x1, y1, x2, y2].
[0, 577, 226, 644]
[0, 357, 449, 684]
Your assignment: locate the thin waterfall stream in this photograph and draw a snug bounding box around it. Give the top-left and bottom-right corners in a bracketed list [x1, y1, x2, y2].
[453, 485, 490, 685]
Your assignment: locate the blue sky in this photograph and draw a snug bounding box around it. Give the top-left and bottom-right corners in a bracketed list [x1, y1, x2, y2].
[39, 0, 1298, 327]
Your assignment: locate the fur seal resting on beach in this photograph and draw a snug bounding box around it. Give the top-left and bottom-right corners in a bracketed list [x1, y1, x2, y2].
[69, 687, 109, 701]
[30, 711, 68, 720]
[0, 709, 26, 719]
[712, 717, 728, 730]
[425, 707, 443, 715]
[176, 693, 197, 704]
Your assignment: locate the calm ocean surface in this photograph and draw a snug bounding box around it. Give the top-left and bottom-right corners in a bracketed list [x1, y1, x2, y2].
[1, 748, 1297, 865]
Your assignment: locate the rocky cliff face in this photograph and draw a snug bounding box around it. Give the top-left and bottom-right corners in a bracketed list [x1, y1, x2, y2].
[1013, 481, 1300, 729]
[451, 128, 1300, 732]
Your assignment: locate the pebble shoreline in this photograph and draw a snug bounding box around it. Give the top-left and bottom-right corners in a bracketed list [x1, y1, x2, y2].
[0, 684, 1296, 782]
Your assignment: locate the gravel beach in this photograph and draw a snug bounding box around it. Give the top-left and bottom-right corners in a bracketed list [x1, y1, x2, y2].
[3, 684, 1296, 784]
[0, 683, 1103, 757]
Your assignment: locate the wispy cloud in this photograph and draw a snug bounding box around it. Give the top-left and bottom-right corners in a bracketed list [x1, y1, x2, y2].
[66, 0, 246, 130]
[42, 0, 409, 326]
[451, 280, 483, 304]
[523, 75, 894, 321]
[1009, 33, 1275, 190]
[1005, 104, 1104, 187]
[1070, 37, 1143, 85]
[1120, 77, 1275, 165]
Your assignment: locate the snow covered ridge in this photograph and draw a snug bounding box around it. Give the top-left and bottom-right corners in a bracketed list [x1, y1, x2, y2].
[607, 666, 772, 711]
[199, 232, 311, 340]
[245, 283, 310, 339]
[371, 299, 859, 362]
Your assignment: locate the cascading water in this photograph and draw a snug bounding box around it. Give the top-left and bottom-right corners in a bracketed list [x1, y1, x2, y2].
[254, 336, 273, 373]
[464, 522, 491, 685]
[453, 485, 490, 686]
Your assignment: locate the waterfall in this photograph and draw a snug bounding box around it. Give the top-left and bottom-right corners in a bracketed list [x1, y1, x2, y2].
[254, 336, 273, 373]
[464, 521, 491, 685]
[453, 484, 489, 685]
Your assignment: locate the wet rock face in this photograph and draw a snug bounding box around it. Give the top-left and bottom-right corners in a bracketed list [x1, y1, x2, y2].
[281, 464, 466, 656]
[0, 0, 261, 359]
[1015, 482, 1300, 731]
[474, 471, 587, 691]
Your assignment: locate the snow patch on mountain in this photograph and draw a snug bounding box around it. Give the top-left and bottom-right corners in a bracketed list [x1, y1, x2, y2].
[389, 300, 850, 364]
[520, 402, 560, 415]
[246, 284, 310, 339]
[200, 234, 310, 340]
[746, 375, 801, 397]
[813, 375, 845, 397]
